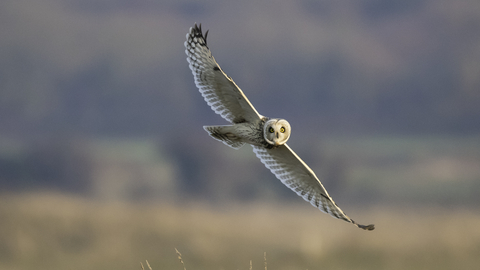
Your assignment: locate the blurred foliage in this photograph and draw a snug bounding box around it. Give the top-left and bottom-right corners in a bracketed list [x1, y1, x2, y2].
[1, 134, 479, 207]
[0, 137, 91, 192]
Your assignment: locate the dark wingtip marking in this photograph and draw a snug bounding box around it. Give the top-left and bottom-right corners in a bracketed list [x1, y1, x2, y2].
[213, 66, 220, 71]
[354, 222, 375, 231]
[191, 23, 209, 47]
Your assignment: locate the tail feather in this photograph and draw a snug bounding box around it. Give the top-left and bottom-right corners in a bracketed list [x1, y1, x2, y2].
[203, 125, 245, 149]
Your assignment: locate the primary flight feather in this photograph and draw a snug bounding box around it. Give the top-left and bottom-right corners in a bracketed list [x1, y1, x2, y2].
[185, 23, 374, 230]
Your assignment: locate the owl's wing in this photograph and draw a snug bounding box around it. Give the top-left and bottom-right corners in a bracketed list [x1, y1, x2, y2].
[185, 24, 262, 124]
[253, 144, 375, 230]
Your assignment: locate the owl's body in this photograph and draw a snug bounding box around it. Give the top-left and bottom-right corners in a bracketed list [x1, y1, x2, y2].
[204, 117, 291, 149]
[185, 23, 374, 230]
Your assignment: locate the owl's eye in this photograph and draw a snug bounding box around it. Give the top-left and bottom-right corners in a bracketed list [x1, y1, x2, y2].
[280, 127, 285, 133]
[269, 127, 274, 133]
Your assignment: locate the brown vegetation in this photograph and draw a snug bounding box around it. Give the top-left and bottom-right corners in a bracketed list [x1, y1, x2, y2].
[0, 193, 479, 270]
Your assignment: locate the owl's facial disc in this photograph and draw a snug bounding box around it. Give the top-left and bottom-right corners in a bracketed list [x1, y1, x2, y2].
[264, 119, 291, 146]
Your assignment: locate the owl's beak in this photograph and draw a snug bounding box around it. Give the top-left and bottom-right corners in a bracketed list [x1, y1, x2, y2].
[274, 133, 280, 146]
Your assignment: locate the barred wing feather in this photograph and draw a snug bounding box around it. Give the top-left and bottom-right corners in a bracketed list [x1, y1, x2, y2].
[185, 24, 261, 124]
[252, 144, 375, 230]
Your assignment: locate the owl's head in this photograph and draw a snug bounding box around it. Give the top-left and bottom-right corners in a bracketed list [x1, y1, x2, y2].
[263, 119, 291, 146]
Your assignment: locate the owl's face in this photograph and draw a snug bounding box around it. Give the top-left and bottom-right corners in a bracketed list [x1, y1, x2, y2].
[264, 119, 291, 146]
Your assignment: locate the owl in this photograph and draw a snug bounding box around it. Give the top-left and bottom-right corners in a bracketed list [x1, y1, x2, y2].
[185, 23, 374, 230]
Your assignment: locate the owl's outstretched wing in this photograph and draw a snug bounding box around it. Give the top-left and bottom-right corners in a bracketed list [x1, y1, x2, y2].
[185, 23, 262, 124]
[253, 144, 375, 230]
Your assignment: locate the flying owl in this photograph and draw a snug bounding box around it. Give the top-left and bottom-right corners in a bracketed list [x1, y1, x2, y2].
[185, 23, 374, 230]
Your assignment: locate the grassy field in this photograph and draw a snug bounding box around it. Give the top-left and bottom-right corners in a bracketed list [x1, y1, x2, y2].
[0, 193, 479, 270]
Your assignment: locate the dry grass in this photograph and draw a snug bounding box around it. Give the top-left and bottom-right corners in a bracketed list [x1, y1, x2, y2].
[175, 248, 187, 270]
[145, 249, 268, 270]
[140, 260, 152, 270]
[0, 192, 479, 270]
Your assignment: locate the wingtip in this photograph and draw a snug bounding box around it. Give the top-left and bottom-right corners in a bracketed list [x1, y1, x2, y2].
[357, 224, 375, 231]
[189, 22, 209, 47]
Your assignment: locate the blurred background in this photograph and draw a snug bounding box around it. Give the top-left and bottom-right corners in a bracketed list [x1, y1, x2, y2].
[1, 0, 480, 269]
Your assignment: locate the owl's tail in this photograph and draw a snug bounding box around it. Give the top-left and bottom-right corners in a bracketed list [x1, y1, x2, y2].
[203, 125, 246, 149]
